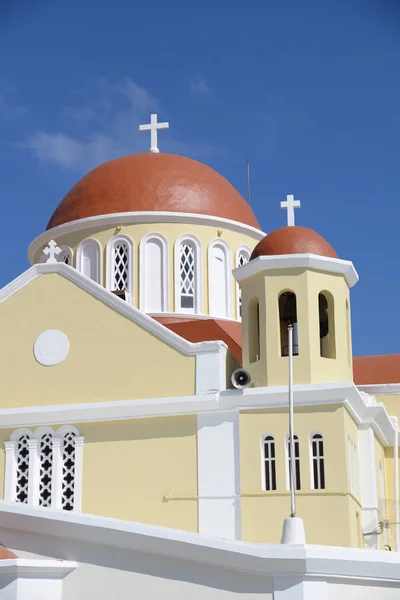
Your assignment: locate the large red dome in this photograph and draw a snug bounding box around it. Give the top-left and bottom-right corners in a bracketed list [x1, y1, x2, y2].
[47, 153, 260, 230]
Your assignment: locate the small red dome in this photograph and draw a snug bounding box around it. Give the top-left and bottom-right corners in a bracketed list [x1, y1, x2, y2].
[250, 226, 338, 260]
[47, 153, 260, 230]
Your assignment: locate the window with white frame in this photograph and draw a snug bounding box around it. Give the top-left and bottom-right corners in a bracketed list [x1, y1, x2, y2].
[311, 433, 325, 490]
[208, 240, 232, 319]
[106, 235, 134, 301]
[286, 434, 301, 490]
[236, 247, 250, 319]
[139, 234, 168, 313]
[76, 238, 101, 283]
[5, 427, 83, 512]
[262, 435, 277, 491]
[175, 236, 202, 314]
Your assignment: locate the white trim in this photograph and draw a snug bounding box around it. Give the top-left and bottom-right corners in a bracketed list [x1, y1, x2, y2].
[174, 234, 203, 314]
[309, 431, 325, 490]
[106, 233, 134, 301]
[357, 383, 400, 395]
[358, 426, 379, 549]
[208, 238, 233, 319]
[233, 253, 359, 288]
[0, 262, 226, 357]
[139, 232, 169, 312]
[4, 441, 17, 502]
[74, 436, 84, 512]
[29, 211, 264, 263]
[27, 438, 39, 506]
[235, 245, 251, 320]
[261, 433, 277, 491]
[51, 437, 62, 510]
[76, 237, 101, 283]
[149, 311, 240, 323]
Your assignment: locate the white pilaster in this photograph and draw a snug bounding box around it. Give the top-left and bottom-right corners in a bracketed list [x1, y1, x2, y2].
[27, 439, 39, 507]
[51, 438, 63, 510]
[196, 346, 227, 394]
[4, 441, 17, 502]
[73, 436, 84, 512]
[358, 425, 379, 549]
[273, 578, 327, 600]
[197, 410, 241, 539]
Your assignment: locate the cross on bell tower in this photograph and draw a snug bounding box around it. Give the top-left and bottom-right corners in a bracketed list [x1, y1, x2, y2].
[281, 194, 301, 227]
[139, 113, 169, 153]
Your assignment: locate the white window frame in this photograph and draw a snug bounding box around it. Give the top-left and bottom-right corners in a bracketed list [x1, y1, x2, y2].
[285, 433, 301, 491]
[309, 431, 326, 490]
[174, 234, 202, 314]
[139, 233, 169, 313]
[76, 238, 101, 284]
[106, 234, 134, 302]
[207, 239, 233, 319]
[261, 433, 277, 491]
[4, 426, 83, 512]
[235, 245, 250, 320]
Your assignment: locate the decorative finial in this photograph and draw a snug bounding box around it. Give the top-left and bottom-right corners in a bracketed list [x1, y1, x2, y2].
[43, 240, 62, 264]
[280, 194, 301, 227]
[139, 113, 169, 153]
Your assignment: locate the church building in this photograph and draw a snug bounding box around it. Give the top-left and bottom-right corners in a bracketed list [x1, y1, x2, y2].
[0, 114, 399, 599]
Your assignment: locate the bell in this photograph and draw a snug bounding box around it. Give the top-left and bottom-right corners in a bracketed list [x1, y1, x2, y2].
[280, 292, 297, 325]
[319, 295, 329, 338]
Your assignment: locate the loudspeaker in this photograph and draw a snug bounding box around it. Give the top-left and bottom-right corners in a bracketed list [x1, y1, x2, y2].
[231, 368, 252, 389]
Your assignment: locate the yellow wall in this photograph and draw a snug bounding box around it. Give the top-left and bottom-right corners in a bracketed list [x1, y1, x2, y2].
[241, 267, 353, 387]
[32, 221, 259, 320]
[239, 404, 361, 546]
[0, 273, 196, 407]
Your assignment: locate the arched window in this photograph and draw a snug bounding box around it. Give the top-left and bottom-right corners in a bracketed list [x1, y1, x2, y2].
[139, 234, 168, 313]
[236, 246, 250, 319]
[76, 239, 101, 283]
[286, 434, 301, 490]
[208, 240, 232, 318]
[174, 235, 202, 314]
[262, 435, 277, 491]
[4, 427, 83, 512]
[319, 291, 336, 359]
[248, 297, 260, 363]
[58, 245, 72, 266]
[106, 235, 134, 302]
[311, 433, 325, 490]
[279, 291, 299, 356]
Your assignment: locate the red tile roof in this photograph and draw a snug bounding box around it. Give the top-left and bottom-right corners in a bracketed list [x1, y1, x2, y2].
[353, 354, 400, 386]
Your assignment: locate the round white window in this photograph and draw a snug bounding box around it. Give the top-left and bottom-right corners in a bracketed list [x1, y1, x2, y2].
[34, 330, 69, 366]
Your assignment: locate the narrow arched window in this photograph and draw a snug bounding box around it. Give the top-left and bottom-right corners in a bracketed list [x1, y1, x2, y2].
[208, 240, 232, 318]
[236, 247, 250, 319]
[77, 239, 101, 283]
[319, 292, 336, 359]
[263, 435, 277, 491]
[311, 433, 325, 490]
[140, 234, 168, 313]
[61, 430, 76, 512]
[287, 434, 301, 490]
[106, 235, 134, 301]
[279, 291, 299, 356]
[175, 236, 202, 314]
[58, 245, 72, 266]
[249, 297, 260, 363]
[15, 433, 30, 504]
[39, 432, 53, 507]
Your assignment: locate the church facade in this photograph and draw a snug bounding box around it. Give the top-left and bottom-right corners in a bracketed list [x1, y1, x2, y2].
[0, 118, 400, 599]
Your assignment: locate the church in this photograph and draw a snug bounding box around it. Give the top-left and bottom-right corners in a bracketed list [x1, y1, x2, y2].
[0, 114, 399, 599]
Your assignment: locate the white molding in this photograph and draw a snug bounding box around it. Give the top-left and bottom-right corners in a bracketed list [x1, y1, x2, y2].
[233, 253, 359, 288]
[27, 439, 39, 507]
[357, 383, 400, 395]
[106, 234, 134, 302]
[4, 441, 17, 502]
[195, 345, 227, 393]
[197, 410, 241, 539]
[235, 245, 250, 320]
[51, 438, 63, 510]
[139, 232, 169, 313]
[358, 426, 379, 549]
[148, 311, 241, 323]
[76, 237, 101, 283]
[29, 211, 265, 263]
[0, 558, 77, 600]
[0, 262, 226, 358]
[174, 234, 203, 315]
[208, 238, 233, 319]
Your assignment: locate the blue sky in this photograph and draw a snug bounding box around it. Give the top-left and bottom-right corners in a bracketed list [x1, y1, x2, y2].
[0, 0, 399, 356]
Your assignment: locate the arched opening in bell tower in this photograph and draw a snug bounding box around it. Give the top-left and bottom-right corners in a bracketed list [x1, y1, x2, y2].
[279, 291, 299, 356]
[319, 291, 336, 359]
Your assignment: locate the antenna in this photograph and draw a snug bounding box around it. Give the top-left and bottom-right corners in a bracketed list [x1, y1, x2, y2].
[246, 157, 251, 205]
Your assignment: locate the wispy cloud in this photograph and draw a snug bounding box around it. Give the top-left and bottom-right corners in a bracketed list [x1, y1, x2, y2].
[189, 77, 211, 96]
[0, 84, 27, 119]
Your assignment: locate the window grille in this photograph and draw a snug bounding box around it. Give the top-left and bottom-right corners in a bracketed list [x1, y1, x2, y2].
[113, 241, 129, 291]
[263, 435, 277, 491]
[39, 432, 53, 507]
[61, 431, 76, 512]
[15, 434, 30, 504]
[311, 434, 325, 489]
[180, 242, 195, 310]
[287, 434, 301, 490]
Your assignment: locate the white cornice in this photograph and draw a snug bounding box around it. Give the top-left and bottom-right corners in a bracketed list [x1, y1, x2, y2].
[0, 558, 77, 577]
[28, 211, 265, 262]
[357, 384, 400, 395]
[1, 502, 400, 583]
[0, 263, 227, 358]
[0, 381, 394, 446]
[233, 254, 359, 288]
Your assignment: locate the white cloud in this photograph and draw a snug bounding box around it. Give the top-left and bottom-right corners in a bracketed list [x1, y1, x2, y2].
[190, 77, 211, 96]
[22, 78, 222, 171]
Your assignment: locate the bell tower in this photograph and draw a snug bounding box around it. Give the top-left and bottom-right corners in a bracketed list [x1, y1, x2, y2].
[233, 225, 358, 387]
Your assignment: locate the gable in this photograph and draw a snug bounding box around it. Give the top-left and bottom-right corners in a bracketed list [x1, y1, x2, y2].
[0, 272, 198, 408]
